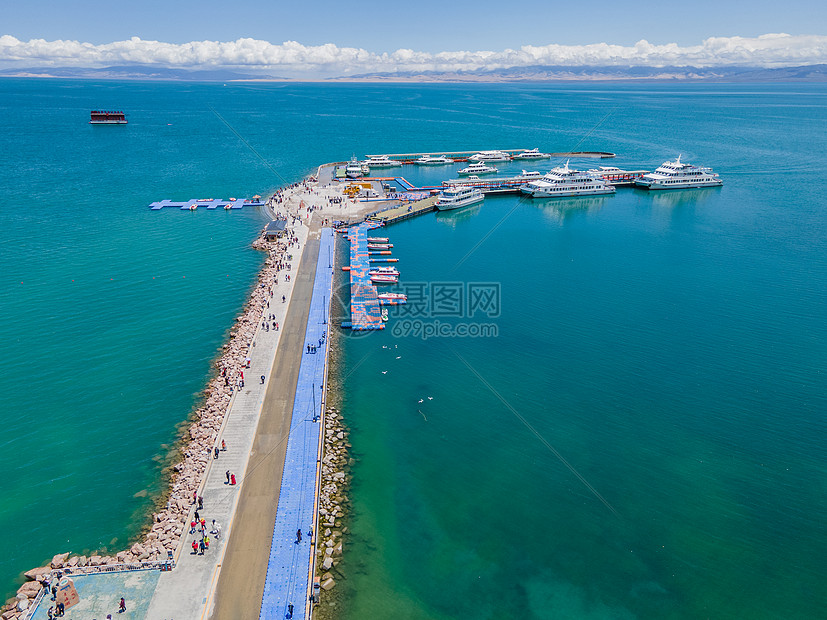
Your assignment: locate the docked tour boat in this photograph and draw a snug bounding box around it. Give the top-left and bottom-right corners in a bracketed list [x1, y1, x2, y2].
[345, 156, 363, 178]
[513, 148, 551, 160]
[469, 150, 511, 162]
[90, 110, 127, 124]
[521, 161, 616, 198]
[368, 243, 393, 249]
[370, 267, 400, 276]
[415, 155, 453, 165]
[377, 292, 407, 304]
[435, 185, 485, 211]
[517, 170, 543, 179]
[367, 237, 389, 243]
[587, 166, 649, 185]
[362, 155, 399, 168]
[634, 155, 723, 189]
[457, 162, 498, 176]
[371, 274, 399, 284]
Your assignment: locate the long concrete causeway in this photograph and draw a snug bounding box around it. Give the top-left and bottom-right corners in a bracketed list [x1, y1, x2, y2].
[27, 228, 335, 620]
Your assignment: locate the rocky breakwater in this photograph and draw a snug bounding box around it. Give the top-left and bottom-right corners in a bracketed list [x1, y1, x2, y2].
[315, 406, 352, 598]
[5, 232, 292, 620]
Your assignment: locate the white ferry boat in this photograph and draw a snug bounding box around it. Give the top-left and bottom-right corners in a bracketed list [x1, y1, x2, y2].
[369, 266, 400, 276]
[457, 161, 498, 176]
[513, 148, 551, 160]
[521, 161, 616, 198]
[435, 185, 485, 211]
[377, 292, 407, 303]
[415, 155, 453, 165]
[345, 156, 363, 178]
[635, 155, 723, 189]
[587, 166, 650, 185]
[518, 170, 543, 180]
[371, 274, 399, 284]
[469, 150, 511, 162]
[363, 155, 399, 168]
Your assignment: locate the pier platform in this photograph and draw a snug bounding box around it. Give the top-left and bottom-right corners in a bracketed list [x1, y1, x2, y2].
[149, 199, 266, 210]
[346, 222, 385, 330]
[29, 571, 160, 620]
[368, 195, 438, 225]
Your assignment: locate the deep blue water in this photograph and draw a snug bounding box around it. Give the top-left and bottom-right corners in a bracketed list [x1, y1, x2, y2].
[1, 79, 826, 618]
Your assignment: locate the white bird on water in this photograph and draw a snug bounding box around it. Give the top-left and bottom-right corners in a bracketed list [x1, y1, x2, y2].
[418, 399, 424, 403]
[381, 371, 388, 374]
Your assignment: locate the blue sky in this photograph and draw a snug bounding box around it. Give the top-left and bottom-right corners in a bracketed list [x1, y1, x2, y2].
[1, 0, 826, 75]
[4, 0, 826, 50]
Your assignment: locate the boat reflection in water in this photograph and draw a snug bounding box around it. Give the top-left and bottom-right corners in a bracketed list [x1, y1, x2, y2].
[643, 186, 720, 209]
[532, 194, 609, 223]
[435, 202, 483, 227]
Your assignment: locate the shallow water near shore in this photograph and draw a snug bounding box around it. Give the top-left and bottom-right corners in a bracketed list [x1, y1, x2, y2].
[1, 80, 826, 618]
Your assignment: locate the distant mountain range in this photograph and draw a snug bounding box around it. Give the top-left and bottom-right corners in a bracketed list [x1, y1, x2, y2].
[333, 64, 827, 83]
[0, 65, 285, 81]
[1, 63, 825, 82]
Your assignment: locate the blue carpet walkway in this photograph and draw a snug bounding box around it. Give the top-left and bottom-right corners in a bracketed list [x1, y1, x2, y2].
[258, 228, 335, 620]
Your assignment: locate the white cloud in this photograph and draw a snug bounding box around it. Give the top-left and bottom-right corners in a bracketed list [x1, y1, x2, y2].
[1, 33, 825, 76]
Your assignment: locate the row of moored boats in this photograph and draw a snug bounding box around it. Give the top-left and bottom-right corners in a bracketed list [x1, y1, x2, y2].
[347, 150, 549, 178]
[365, 237, 408, 308]
[436, 155, 723, 210]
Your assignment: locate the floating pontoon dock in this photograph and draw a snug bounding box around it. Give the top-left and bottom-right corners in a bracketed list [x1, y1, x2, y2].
[149, 198, 266, 210]
[345, 222, 385, 330]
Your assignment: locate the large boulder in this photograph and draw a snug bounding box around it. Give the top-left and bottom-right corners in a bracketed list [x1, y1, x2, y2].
[50, 553, 69, 569]
[16, 582, 40, 598]
[320, 578, 336, 591]
[23, 566, 50, 581]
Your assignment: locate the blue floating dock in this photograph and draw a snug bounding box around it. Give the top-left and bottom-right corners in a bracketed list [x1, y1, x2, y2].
[346, 222, 385, 330]
[148, 199, 265, 210]
[259, 228, 335, 620]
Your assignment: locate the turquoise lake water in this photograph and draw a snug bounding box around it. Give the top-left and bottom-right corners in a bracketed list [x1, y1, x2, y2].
[1, 79, 826, 618]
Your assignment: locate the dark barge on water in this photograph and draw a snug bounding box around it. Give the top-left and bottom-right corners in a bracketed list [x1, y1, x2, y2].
[90, 110, 127, 124]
